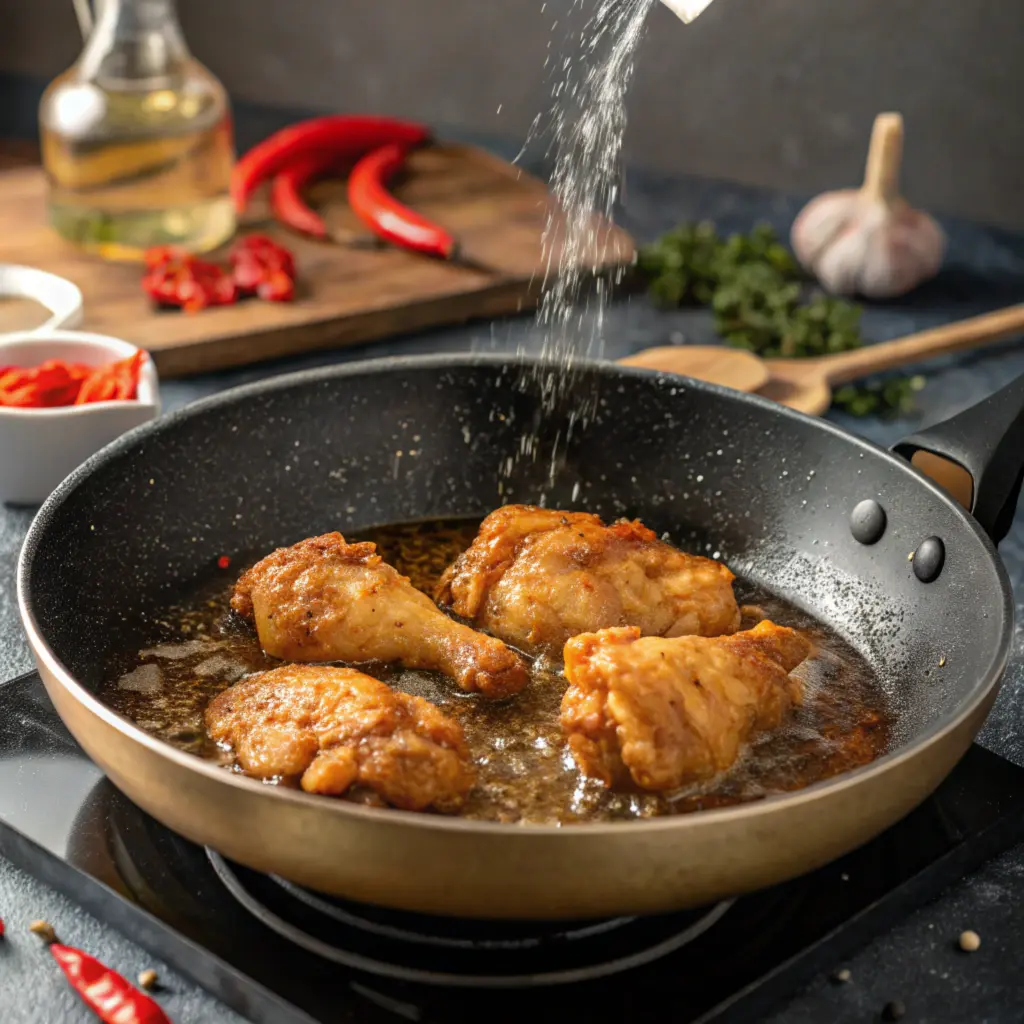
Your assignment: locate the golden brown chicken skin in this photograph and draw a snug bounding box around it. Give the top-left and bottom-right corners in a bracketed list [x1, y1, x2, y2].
[232, 533, 528, 699]
[435, 505, 741, 658]
[560, 621, 812, 792]
[206, 664, 474, 812]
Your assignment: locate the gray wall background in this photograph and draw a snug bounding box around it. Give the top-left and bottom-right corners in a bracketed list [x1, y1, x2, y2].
[2, 0, 1023, 229]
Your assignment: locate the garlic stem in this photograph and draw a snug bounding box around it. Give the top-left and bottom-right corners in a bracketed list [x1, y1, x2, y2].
[861, 112, 904, 205]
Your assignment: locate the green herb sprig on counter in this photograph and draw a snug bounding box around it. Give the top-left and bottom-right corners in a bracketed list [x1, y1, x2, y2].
[637, 222, 923, 417]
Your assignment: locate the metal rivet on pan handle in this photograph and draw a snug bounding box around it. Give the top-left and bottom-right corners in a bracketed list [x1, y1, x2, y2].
[913, 536, 945, 583]
[850, 499, 887, 545]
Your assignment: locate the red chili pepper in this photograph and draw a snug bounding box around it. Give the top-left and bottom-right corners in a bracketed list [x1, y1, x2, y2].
[347, 143, 457, 260]
[50, 943, 172, 1024]
[232, 116, 430, 215]
[142, 251, 237, 313]
[217, 555, 231, 569]
[270, 150, 344, 239]
[0, 915, 5, 937]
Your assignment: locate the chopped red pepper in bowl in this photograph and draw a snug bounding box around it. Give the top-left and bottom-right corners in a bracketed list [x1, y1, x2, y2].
[0, 350, 148, 409]
[0, 331, 160, 504]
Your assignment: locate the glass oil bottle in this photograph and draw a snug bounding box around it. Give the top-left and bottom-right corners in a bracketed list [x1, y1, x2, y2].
[39, 0, 236, 260]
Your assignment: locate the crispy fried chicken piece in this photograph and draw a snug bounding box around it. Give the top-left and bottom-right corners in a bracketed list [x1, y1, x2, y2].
[232, 533, 528, 699]
[206, 664, 474, 812]
[435, 505, 741, 658]
[560, 621, 812, 792]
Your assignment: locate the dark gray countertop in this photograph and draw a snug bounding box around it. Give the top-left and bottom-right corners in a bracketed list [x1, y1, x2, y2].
[3, 109, 1024, 1022]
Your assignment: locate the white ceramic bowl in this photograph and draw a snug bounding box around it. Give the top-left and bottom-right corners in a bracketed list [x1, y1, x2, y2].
[0, 331, 161, 506]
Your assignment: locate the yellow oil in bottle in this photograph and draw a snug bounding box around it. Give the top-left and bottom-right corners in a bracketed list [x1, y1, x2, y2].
[39, 0, 236, 261]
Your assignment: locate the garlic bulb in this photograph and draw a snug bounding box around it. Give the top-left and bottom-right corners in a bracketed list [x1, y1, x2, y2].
[791, 113, 946, 299]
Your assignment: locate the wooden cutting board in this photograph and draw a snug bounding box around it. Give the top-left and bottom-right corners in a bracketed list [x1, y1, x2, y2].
[0, 145, 635, 378]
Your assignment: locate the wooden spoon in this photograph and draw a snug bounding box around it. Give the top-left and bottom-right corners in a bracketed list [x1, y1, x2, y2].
[619, 303, 1024, 415]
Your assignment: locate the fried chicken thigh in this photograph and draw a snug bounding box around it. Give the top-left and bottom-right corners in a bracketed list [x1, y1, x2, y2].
[560, 621, 812, 792]
[232, 534, 528, 699]
[206, 664, 474, 812]
[435, 505, 741, 658]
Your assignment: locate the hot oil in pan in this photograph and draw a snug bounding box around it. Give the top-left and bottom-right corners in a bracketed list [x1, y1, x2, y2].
[99, 518, 891, 824]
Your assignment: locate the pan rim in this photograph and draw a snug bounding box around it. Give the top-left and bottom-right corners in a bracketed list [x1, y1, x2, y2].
[16, 352, 1016, 838]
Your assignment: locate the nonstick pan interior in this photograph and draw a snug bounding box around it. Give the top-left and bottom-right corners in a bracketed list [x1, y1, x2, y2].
[21, 355, 1012, 763]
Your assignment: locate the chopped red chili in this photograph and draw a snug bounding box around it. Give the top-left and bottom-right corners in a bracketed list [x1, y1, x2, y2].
[49, 942, 172, 1024]
[229, 234, 297, 302]
[217, 555, 231, 569]
[0, 351, 147, 409]
[142, 250, 237, 313]
[75, 351, 147, 405]
[0, 359, 91, 408]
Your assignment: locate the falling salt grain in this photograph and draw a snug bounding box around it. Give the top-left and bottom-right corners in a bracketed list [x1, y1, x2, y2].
[830, 968, 851, 984]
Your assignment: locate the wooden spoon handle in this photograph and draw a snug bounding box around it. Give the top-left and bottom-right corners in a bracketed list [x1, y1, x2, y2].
[820, 303, 1024, 385]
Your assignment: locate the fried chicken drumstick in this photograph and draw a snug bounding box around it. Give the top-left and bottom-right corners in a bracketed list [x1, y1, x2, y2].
[560, 621, 812, 792]
[435, 505, 741, 658]
[206, 664, 474, 812]
[232, 533, 528, 699]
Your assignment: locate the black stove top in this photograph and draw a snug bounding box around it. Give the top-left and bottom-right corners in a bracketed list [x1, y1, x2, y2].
[3, 670, 1024, 1024]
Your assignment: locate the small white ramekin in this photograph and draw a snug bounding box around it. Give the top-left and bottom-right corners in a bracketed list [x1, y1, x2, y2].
[0, 331, 161, 505]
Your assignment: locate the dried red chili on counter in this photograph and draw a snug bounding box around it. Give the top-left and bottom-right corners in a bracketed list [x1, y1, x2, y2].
[0, 352, 146, 409]
[229, 234, 297, 302]
[49, 942, 172, 1024]
[142, 249, 237, 313]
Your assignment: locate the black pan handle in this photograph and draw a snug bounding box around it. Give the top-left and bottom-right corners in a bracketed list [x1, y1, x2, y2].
[892, 373, 1024, 545]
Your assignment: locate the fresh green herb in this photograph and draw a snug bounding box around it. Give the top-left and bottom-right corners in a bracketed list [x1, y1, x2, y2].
[833, 375, 926, 417]
[638, 221, 922, 417]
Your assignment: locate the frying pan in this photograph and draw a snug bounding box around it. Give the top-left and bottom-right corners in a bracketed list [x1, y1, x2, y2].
[16, 354, 1024, 920]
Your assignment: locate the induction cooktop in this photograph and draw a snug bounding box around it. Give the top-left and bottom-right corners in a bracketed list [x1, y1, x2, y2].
[2, 670, 1024, 1024]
